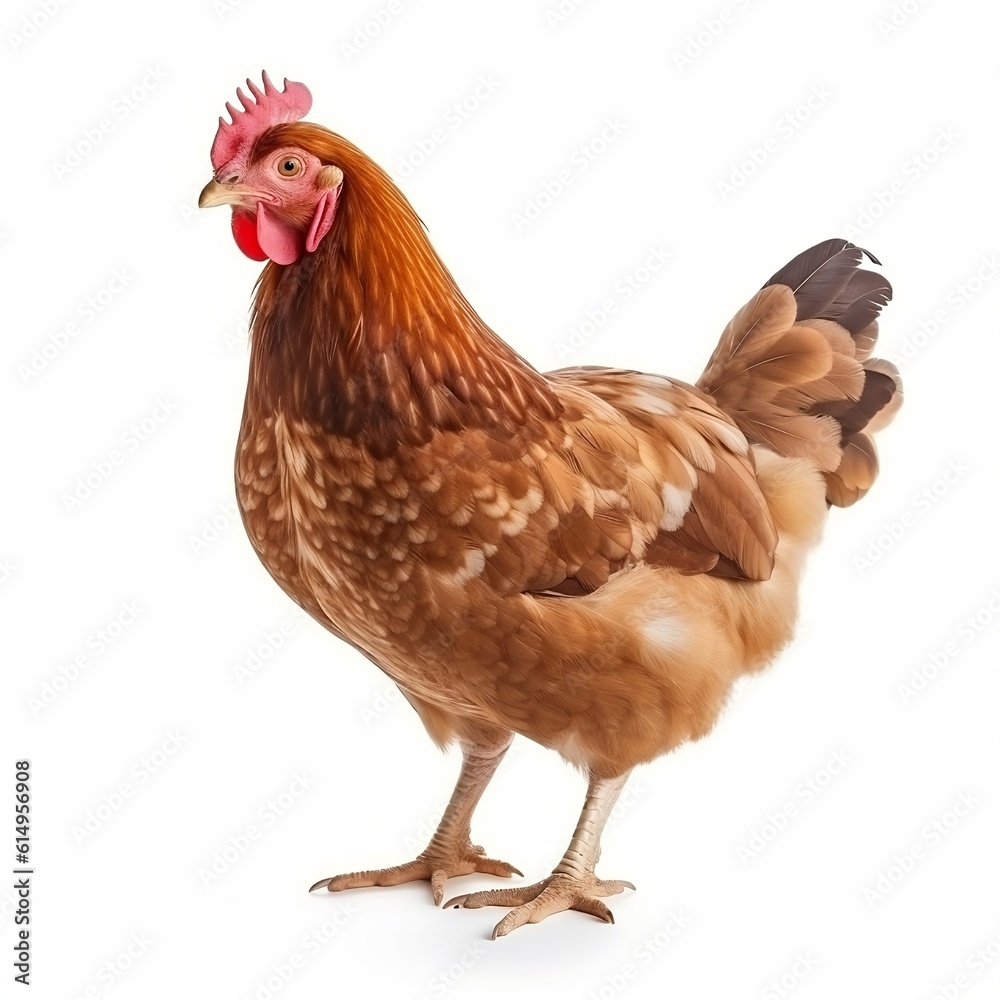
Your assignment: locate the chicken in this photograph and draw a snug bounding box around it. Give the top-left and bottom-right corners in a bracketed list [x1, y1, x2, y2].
[199, 72, 902, 938]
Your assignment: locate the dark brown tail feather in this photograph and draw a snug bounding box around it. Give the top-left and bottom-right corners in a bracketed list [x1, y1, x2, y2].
[699, 240, 902, 507]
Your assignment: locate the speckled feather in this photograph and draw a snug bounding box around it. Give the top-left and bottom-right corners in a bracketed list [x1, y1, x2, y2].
[233, 124, 901, 775]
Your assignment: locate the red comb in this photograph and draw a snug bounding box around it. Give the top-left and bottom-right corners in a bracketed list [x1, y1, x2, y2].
[211, 71, 312, 172]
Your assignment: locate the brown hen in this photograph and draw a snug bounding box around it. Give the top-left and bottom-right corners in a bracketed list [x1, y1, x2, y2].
[199, 73, 901, 938]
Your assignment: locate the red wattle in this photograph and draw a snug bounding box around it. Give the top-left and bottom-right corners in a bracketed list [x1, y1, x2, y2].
[231, 209, 267, 261]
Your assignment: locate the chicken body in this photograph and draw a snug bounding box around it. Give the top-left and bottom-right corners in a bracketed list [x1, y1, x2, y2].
[202, 75, 901, 937]
[236, 382, 823, 778]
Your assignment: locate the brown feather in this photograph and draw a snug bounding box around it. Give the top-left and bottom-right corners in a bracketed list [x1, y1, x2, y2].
[224, 114, 902, 792]
[698, 240, 900, 505]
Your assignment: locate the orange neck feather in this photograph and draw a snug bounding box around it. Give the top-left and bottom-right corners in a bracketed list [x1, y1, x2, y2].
[246, 123, 561, 453]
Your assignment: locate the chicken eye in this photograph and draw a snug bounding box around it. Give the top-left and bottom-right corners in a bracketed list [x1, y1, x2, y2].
[277, 157, 302, 178]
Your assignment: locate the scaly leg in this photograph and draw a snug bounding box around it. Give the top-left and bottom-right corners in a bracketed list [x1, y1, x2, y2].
[310, 733, 521, 904]
[447, 770, 635, 938]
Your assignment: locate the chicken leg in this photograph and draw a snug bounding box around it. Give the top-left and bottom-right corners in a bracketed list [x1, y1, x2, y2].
[310, 733, 522, 904]
[446, 770, 635, 938]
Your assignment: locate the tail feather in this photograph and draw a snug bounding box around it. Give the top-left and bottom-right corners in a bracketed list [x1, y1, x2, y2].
[763, 239, 891, 337]
[855, 357, 903, 434]
[698, 240, 902, 507]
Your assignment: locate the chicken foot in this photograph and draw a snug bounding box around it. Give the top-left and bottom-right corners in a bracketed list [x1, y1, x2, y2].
[309, 734, 521, 904]
[446, 770, 635, 938]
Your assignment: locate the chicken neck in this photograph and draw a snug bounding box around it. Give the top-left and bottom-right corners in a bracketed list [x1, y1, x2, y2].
[244, 170, 563, 458]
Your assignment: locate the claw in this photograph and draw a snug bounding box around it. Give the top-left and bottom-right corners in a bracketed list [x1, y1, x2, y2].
[491, 917, 514, 940]
[447, 883, 535, 909]
[475, 859, 524, 879]
[308, 877, 332, 892]
[571, 896, 615, 923]
[430, 870, 448, 906]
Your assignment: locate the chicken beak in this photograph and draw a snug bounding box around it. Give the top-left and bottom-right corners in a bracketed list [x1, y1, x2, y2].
[199, 178, 258, 209]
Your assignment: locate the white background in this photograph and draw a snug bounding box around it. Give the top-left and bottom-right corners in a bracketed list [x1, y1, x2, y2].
[4, 0, 999, 997]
